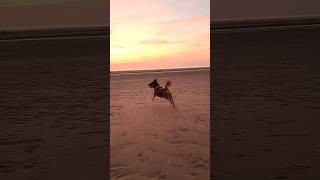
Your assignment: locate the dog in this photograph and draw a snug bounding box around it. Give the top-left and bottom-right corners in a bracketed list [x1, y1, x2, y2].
[148, 79, 175, 107]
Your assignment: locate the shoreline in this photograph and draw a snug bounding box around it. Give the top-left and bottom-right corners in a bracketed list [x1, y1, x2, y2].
[0, 27, 109, 60]
[211, 16, 320, 31]
[0, 26, 109, 40]
[110, 67, 210, 75]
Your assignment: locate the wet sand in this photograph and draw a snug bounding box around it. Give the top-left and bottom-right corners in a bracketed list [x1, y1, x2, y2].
[212, 24, 320, 179]
[0, 29, 109, 179]
[110, 69, 210, 179]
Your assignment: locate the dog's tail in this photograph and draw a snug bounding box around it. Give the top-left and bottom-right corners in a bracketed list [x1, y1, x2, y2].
[165, 80, 171, 89]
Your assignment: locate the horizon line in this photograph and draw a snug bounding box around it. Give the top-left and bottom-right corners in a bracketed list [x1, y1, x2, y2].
[0, 26, 109, 40]
[211, 16, 320, 31]
[211, 15, 320, 22]
[0, 25, 109, 32]
[110, 66, 210, 73]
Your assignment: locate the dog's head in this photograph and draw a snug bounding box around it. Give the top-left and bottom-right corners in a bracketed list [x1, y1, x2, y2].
[148, 79, 158, 88]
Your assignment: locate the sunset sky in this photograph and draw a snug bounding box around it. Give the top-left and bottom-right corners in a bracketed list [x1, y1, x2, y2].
[110, 0, 210, 71]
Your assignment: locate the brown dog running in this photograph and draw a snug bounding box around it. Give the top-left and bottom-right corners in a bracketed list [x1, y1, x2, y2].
[148, 79, 175, 107]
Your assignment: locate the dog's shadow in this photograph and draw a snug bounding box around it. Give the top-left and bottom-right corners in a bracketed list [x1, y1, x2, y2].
[149, 103, 178, 115]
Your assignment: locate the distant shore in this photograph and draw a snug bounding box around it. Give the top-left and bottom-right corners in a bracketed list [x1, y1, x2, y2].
[211, 16, 320, 31]
[0, 26, 109, 41]
[110, 67, 210, 75]
[0, 26, 109, 60]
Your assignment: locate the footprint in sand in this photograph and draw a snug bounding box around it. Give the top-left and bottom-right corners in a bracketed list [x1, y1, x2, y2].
[158, 173, 167, 179]
[110, 166, 137, 179]
[137, 152, 153, 162]
[185, 153, 209, 170]
[119, 139, 135, 149]
[152, 170, 167, 179]
[137, 152, 146, 161]
[121, 131, 127, 136]
[169, 136, 185, 144]
[179, 128, 191, 133]
[149, 147, 157, 152]
[145, 132, 159, 140]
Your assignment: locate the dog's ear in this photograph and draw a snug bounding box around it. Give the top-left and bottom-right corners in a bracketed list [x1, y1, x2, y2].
[154, 79, 157, 82]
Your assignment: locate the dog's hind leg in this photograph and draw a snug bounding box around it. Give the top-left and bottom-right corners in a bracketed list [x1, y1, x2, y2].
[170, 97, 176, 108]
[167, 97, 175, 108]
[172, 100, 176, 108]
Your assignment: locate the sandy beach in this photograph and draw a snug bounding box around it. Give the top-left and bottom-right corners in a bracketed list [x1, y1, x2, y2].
[212, 24, 320, 179]
[111, 69, 210, 179]
[0, 29, 109, 180]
